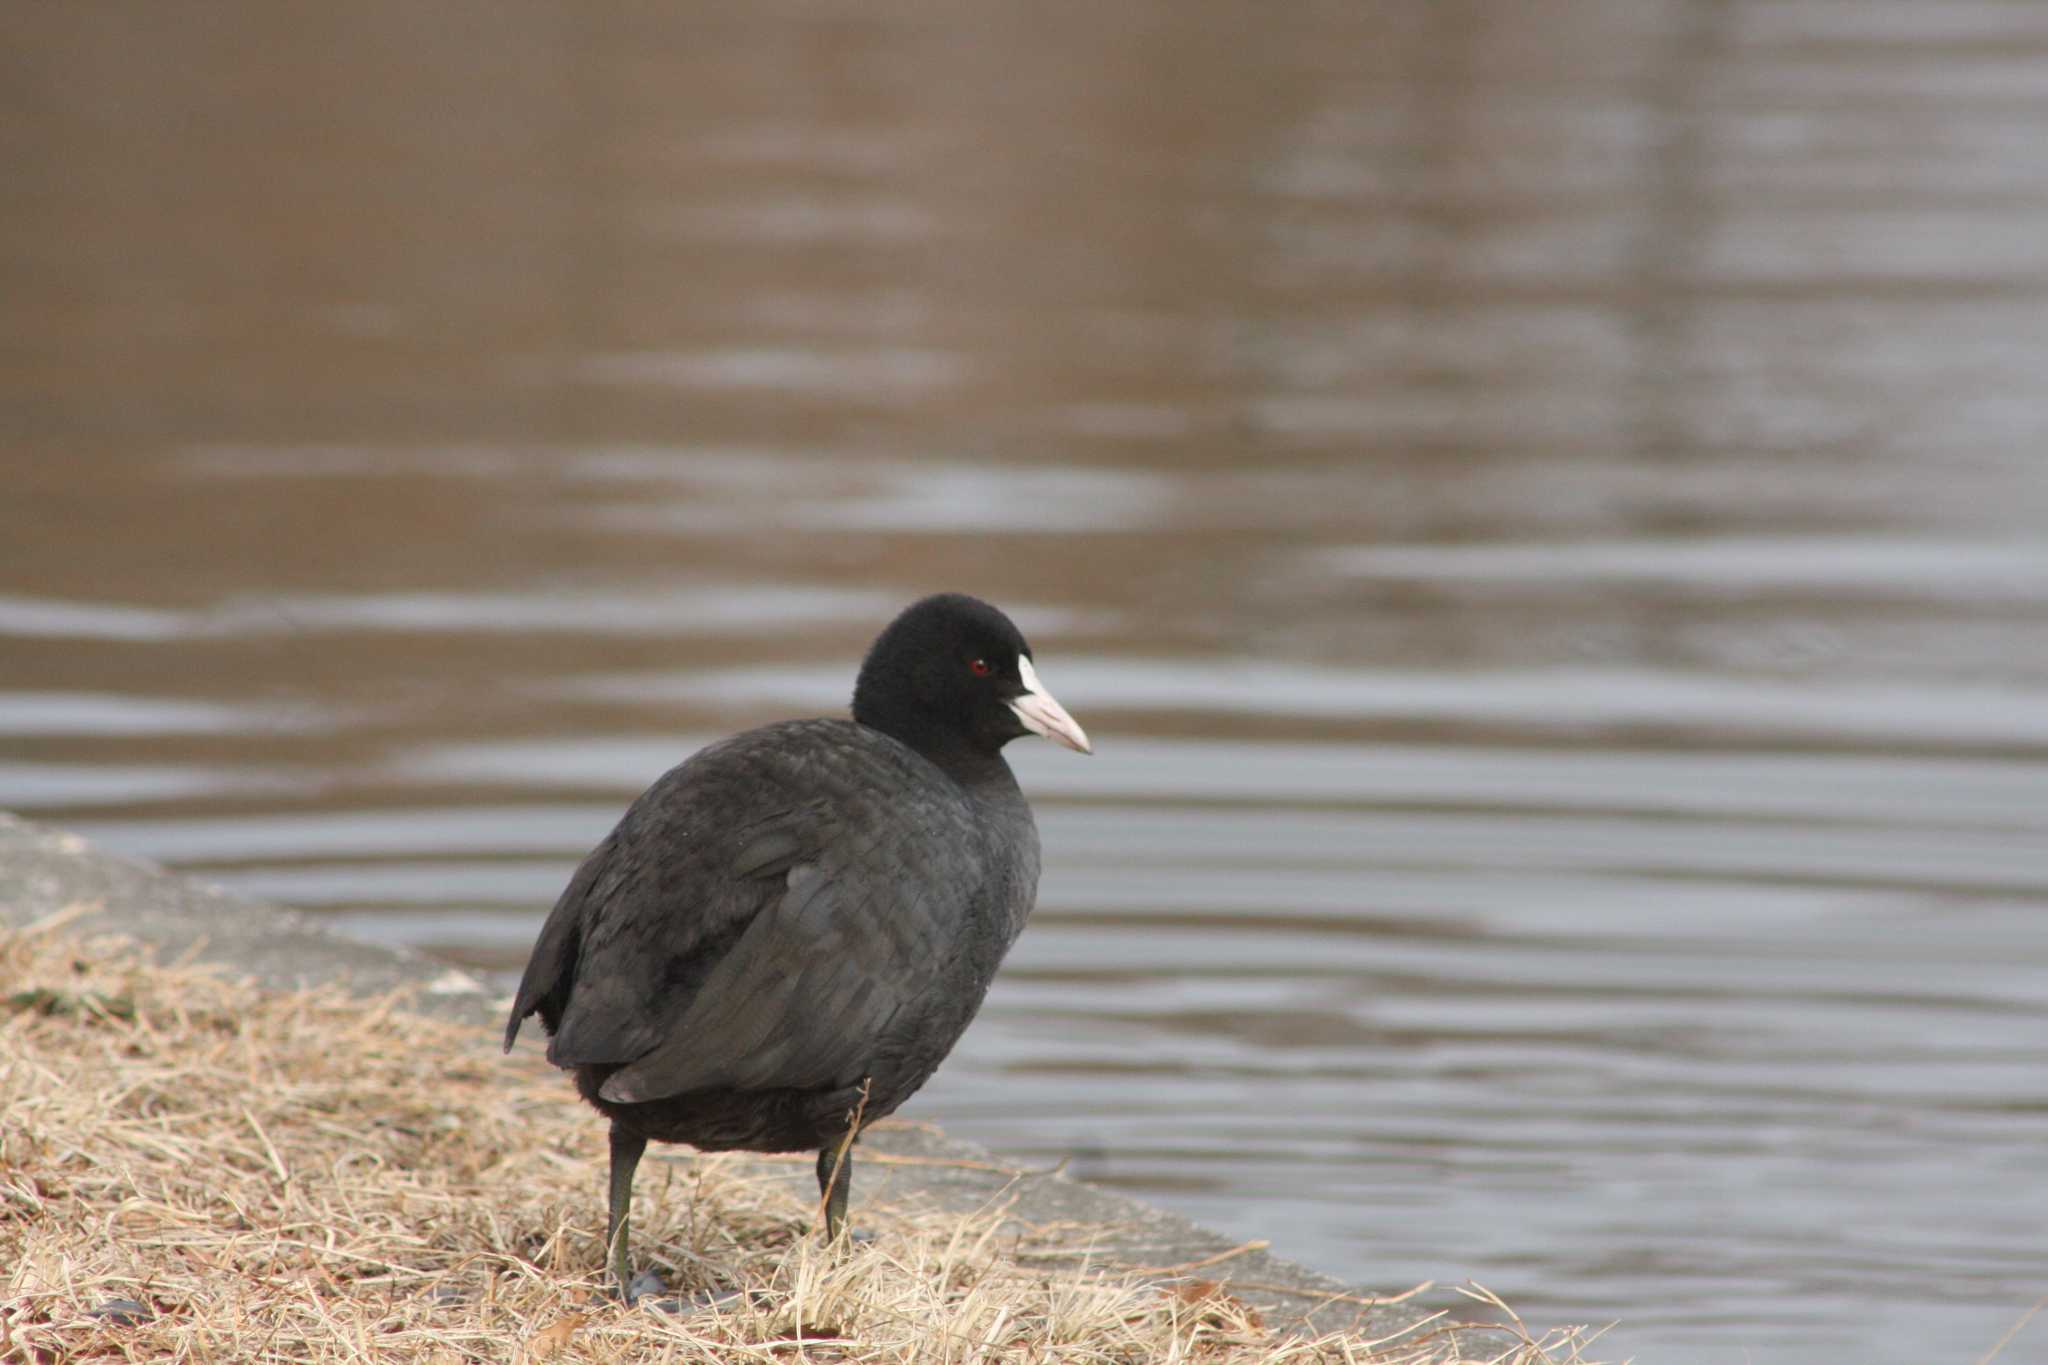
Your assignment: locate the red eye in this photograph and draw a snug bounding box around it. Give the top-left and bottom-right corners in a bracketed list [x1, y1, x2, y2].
[969, 658, 992, 677]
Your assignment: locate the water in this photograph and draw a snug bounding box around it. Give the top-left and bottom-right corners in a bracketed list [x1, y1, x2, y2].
[7, 3, 2048, 1360]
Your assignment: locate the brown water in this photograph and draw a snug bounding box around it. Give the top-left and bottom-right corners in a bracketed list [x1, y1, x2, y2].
[8, 3, 2048, 1360]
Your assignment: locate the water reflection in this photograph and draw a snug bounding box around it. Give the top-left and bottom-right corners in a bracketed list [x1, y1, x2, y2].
[8, 2, 2048, 1361]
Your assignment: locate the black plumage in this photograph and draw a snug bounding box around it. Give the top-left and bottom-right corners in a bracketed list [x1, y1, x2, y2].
[503, 593, 1090, 1291]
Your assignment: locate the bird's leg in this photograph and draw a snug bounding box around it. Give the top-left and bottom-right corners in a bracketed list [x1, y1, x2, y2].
[606, 1123, 648, 1296]
[816, 1079, 869, 1243]
[815, 1138, 853, 1241]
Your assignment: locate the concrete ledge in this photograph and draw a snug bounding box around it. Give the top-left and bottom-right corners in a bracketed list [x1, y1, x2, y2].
[0, 810, 1429, 1338]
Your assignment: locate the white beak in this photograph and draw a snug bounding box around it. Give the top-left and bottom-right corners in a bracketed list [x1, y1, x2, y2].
[1008, 655, 1091, 754]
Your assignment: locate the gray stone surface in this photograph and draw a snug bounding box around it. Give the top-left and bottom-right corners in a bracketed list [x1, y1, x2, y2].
[0, 811, 1438, 1340]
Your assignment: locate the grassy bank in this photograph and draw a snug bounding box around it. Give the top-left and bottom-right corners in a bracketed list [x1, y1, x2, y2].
[0, 911, 1605, 1363]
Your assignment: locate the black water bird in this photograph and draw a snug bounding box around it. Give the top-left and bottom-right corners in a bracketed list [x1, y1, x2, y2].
[503, 593, 1090, 1291]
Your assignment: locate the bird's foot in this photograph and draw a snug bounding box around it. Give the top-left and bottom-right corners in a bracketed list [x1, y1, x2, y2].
[623, 1268, 668, 1305]
[817, 1225, 877, 1248]
[628, 1285, 752, 1315]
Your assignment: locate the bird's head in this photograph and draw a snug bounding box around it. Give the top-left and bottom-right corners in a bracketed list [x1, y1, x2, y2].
[852, 593, 1091, 760]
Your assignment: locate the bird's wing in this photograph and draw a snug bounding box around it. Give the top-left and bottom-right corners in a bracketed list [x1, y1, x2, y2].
[503, 723, 985, 1102]
[594, 761, 986, 1103]
[504, 731, 830, 1065]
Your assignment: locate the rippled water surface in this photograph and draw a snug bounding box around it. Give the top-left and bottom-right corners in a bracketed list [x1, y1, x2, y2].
[8, 4, 2048, 1361]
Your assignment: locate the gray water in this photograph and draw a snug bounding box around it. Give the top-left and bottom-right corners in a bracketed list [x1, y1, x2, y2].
[7, 4, 2048, 1360]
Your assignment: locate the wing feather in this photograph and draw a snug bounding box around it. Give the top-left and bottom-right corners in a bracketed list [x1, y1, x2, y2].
[502, 720, 986, 1104]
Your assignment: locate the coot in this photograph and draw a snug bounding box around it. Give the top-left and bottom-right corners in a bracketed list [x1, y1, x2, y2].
[503, 593, 1090, 1291]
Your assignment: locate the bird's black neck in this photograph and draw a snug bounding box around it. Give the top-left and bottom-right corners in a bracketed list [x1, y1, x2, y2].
[940, 745, 1023, 802]
[924, 739, 1020, 795]
[855, 711, 1017, 798]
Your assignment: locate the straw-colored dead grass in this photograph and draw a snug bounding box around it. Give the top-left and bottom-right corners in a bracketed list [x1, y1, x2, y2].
[0, 911, 1606, 1363]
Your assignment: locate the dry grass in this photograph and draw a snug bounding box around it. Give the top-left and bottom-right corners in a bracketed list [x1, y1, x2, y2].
[0, 911, 1608, 1363]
